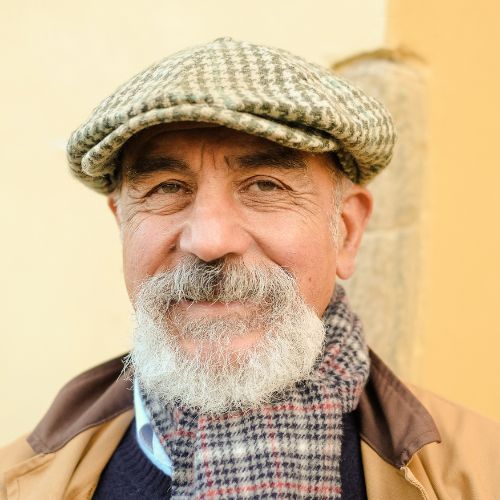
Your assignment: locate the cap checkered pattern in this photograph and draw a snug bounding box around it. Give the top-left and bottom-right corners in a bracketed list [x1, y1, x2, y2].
[67, 38, 395, 193]
[142, 285, 370, 499]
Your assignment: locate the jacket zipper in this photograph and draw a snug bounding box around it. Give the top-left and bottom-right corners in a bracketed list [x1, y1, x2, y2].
[401, 465, 430, 500]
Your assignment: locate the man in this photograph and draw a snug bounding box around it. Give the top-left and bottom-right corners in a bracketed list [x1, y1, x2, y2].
[1, 37, 499, 499]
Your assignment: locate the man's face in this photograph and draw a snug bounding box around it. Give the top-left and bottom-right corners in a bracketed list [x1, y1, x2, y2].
[120, 126, 338, 320]
[111, 124, 371, 411]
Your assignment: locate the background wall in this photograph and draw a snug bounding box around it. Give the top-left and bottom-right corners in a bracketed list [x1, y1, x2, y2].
[388, 0, 500, 422]
[0, 0, 387, 445]
[2, 0, 499, 447]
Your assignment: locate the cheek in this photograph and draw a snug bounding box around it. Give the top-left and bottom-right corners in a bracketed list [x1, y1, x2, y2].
[250, 214, 338, 314]
[293, 241, 337, 314]
[122, 215, 177, 298]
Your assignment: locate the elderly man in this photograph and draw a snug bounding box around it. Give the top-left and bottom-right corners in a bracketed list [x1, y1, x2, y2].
[1, 38, 499, 499]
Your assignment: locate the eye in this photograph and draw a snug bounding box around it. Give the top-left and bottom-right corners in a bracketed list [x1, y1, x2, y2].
[152, 182, 185, 195]
[249, 179, 282, 192]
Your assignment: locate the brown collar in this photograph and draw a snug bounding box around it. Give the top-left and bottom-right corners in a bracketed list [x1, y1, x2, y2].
[27, 349, 440, 469]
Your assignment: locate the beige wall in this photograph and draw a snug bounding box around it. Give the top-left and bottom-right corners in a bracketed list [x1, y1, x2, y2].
[0, 1, 387, 445]
[5, 0, 497, 449]
[388, 0, 500, 420]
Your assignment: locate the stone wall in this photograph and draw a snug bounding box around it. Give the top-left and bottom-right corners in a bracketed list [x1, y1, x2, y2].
[335, 52, 427, 381]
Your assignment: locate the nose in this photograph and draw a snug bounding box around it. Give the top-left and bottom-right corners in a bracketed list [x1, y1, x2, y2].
[178, 190, 252, 262]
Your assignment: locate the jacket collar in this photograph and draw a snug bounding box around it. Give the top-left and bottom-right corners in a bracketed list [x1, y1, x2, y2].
[27, 350, 441, 469]
[358, 350, 441, 467]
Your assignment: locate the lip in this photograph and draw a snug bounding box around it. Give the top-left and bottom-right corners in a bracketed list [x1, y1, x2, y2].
[177, 300, 249, 314]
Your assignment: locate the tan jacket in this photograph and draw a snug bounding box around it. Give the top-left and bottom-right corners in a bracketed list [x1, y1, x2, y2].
[1, 351, 499, 500]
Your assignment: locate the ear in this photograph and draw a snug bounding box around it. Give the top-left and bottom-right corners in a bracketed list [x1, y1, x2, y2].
[107, 194, 122, 228]
[335, 185, 373, 280]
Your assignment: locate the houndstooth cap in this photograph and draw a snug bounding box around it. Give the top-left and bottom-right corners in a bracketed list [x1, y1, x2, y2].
[67, 37, 396, 193]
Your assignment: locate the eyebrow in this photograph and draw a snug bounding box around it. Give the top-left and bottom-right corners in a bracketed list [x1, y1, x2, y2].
[125, 145, 308, 184]
[125, 156, 190, 183]
[232, 147, 308, 171]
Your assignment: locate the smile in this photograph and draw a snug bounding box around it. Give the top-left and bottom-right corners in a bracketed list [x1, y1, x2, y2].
[177, 299, 249, 314]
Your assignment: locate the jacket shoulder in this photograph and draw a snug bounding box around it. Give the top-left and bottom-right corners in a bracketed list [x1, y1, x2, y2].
[409, 385, 500, 498]
[29, 354, 133, 454]
[1, 412, 134, 500]
[8, 355, 132, 457]
[410, 384, 500, 443]
[1, 355, 134, 498]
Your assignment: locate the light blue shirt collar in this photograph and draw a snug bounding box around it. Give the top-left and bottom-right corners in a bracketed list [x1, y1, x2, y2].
[133, 379, 174, 477]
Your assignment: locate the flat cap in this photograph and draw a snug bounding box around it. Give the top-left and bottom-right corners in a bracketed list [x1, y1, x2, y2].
[67, 37, 395, 193]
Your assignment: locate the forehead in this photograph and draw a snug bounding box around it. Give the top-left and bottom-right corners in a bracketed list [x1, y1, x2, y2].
[122, 122, 300, 161]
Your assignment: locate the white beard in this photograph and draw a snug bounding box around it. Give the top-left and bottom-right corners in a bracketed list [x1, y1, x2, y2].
[128, 257, 326, 414]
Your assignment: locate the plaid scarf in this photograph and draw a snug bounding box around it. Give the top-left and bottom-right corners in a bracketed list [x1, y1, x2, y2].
[142, 285, 369, 499]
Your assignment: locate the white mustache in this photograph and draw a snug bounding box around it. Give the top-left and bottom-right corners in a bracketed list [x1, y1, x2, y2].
[136, 256, 297, 307]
